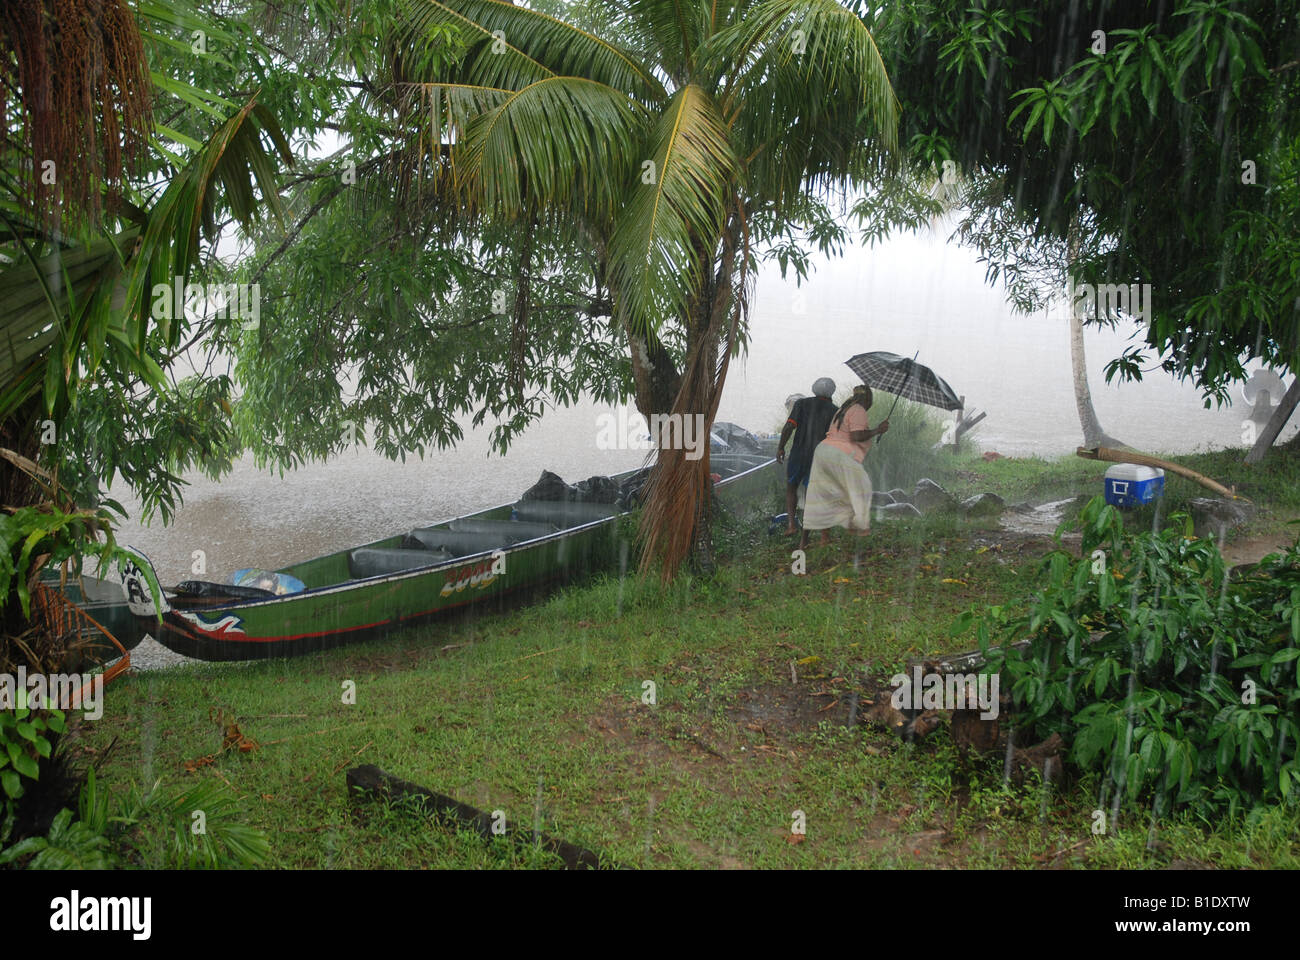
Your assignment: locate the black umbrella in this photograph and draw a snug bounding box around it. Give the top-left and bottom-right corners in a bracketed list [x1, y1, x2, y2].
[844, 350, 963, 416]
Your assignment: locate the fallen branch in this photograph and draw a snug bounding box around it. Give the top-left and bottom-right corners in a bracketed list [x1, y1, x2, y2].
[1076, 446, 1245, 501]
[332, 740, 373, 775]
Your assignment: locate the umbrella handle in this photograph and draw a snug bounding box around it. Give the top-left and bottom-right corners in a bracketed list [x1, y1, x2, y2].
[874, 350, 919, 445]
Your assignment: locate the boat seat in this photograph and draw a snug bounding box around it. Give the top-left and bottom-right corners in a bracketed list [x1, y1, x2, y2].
[511, 500, 622, 527]
[403, 528, 511, 557]
[348, 547, 454, 579]
[447, 518, 558, 540]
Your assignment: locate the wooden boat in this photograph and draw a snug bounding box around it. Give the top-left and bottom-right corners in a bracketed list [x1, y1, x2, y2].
[121, 452, 780, 661]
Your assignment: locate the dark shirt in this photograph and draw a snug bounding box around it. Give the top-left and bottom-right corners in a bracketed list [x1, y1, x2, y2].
[786, 396, 837, 465]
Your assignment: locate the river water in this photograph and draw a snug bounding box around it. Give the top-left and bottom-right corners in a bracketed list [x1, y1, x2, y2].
[115, 231, 1294, 584]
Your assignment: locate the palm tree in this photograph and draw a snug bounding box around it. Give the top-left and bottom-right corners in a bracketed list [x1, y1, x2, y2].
[394, 0, 899, 576]
[1064, 226, 1124, 450]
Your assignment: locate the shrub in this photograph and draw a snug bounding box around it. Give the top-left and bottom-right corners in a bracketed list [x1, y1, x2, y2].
[0, 700, 65, 843]
[0, 766, 270, 869]
[954, 497, 1300, 818]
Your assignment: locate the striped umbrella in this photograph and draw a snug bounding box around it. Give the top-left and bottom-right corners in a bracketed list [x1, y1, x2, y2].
[844, 351, 963, 414]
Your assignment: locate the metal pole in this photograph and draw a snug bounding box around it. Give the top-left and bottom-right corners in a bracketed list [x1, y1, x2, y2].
[877, 351, 920, 442]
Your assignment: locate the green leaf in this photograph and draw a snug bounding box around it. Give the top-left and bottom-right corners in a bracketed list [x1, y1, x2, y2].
[0, 769, 20, 799]
[12, 751, 39, 780]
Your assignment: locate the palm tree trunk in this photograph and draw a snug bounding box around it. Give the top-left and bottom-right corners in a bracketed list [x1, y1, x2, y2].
[1, 398, 52, 671]
[627, 324, 681, 421]
[637, 213, 744, 579]
[1065, 220, 1124, 449]
[1069, 308, 1125, 448]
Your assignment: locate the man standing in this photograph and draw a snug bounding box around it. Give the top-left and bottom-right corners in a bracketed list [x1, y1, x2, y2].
[776, 377, 838, 535]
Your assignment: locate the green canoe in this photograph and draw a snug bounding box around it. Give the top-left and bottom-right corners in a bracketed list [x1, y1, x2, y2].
[121, 453, 780, 661]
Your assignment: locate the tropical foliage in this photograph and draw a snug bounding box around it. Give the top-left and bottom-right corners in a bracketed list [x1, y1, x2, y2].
[0, 2, 293, 630]
[0, 767, 269, 869]
[858, 0, 1299, 419]
[956, 499, 1300, 818]
[368, 0, 899, 575]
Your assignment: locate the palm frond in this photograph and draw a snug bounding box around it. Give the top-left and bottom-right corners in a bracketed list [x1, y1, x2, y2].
[401, 0, 665, 101]
[700, 0, 900, 210]
[607, 84, 735, 338]
[457, 77, 645, 219]
[622, 0, 712, 83]
[0, 96, 291, 420]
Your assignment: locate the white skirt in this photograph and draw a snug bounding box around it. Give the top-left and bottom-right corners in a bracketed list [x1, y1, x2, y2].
[802, 443, 872, 532]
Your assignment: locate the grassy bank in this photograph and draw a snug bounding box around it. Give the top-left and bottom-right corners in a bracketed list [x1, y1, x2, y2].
[64, 447, 1300, 869]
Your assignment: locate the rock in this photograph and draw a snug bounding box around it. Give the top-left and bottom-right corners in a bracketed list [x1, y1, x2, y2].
[878, 502, 922, 519]
[1007, 501, 1036, 514]
[911, 478, 958, 513]
[886, 488, 911, 503]
[573, 475, 621, 504]
[960, 492, 1006, 517]
[871, 491, 896, 507]
[1189, 497, 1256, 539]
[520, 470, 572, 501]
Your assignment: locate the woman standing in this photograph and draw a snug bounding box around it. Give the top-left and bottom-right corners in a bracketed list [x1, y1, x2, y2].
[799, 385, 889, 549]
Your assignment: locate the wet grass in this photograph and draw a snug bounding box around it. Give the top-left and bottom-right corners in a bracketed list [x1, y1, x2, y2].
[65, 450, 1299, 869]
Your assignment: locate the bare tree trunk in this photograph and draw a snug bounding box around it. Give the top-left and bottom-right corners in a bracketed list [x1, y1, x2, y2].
[1245, 376, 1300, 464]
[1065, 219, 1125, 449]
[1069, 309, 1126, 448]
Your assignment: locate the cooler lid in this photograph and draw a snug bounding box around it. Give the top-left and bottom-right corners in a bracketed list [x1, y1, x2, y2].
[1104, 463, 1165, 481]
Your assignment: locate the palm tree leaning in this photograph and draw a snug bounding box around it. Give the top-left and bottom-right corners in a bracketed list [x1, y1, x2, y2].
[396, 0, 899, 577]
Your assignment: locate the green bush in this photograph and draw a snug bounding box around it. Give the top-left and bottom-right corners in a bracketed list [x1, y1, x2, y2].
[0, 701, 65, 842]
[0, 766, 270, 869]
[955, 497, 1300, 819]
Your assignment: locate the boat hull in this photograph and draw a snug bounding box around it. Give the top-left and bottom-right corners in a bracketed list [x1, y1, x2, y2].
[42, 573, 149, 664]
[134, 455, 780, 661]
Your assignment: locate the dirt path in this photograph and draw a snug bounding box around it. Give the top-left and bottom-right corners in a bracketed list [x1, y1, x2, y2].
[1222, 531, 1297, 567]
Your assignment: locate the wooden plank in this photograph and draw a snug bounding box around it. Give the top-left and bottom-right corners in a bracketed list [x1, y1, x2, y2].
[345, 764, 607, 869]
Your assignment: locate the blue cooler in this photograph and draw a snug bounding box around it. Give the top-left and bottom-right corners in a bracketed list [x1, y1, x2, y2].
[1104, 463, 1165, 508]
